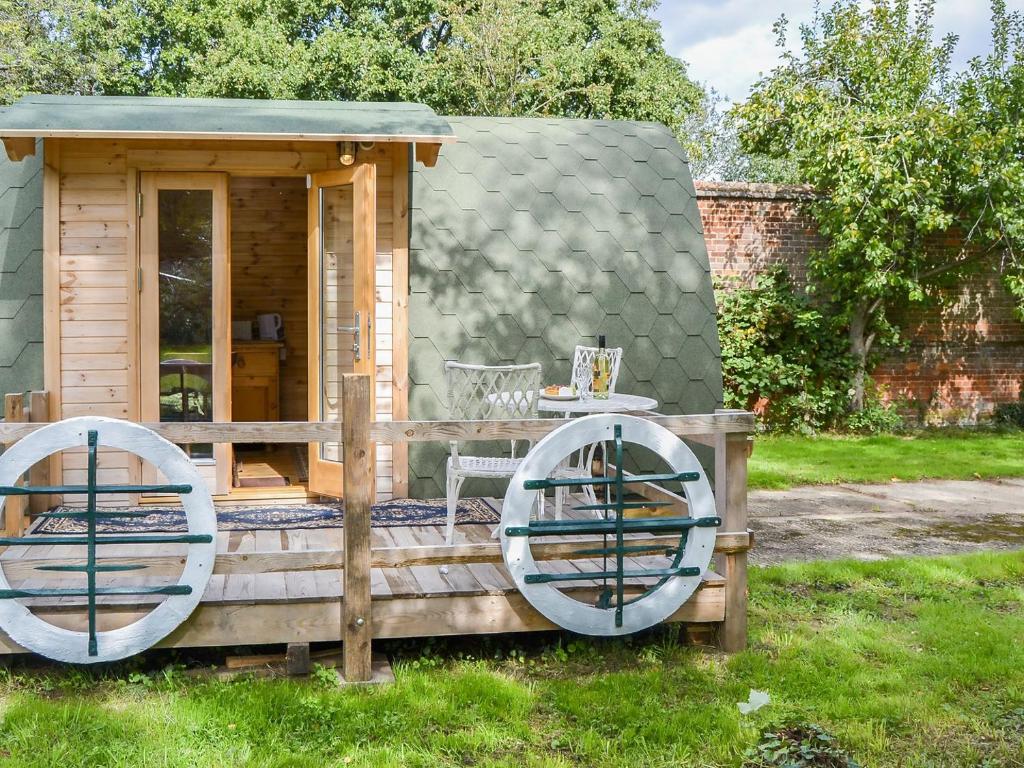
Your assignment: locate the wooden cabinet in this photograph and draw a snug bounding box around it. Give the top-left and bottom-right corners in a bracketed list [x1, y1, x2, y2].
[231, 341, 283, 422]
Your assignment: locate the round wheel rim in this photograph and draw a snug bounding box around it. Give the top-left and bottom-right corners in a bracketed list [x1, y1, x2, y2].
[500, 414, 717, 636]
[0, 417, 216, 663]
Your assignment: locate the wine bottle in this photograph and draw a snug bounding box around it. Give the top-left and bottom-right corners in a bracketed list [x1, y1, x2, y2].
[593, 334, 610, 400]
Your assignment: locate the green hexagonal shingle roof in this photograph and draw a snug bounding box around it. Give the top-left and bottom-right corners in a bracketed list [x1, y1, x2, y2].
[409, 116, 723, 498]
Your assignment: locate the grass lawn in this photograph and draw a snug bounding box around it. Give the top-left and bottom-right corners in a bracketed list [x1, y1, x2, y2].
[1, 552, 1024, 766]
[749, 429, 1024, 490]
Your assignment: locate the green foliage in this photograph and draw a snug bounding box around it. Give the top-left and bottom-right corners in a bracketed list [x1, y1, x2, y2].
[0, 0, 100, 104]
[744, 723, 861, 768]
[4, 0, 712, 162]
[697, 95, 801, 183]
[841, 386, 904, 434]
[952, 3, 1024, 320]
[993, 391, 1024, 427]
[734, 0, 1024, 408]
[717, 268, 853, 433]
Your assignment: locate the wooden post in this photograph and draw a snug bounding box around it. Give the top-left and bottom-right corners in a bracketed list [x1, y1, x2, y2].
[3, 394, 26, 537]
[27, 391, 49, 516]
[286, 643, 311, 676]
[341, 373, 374, 681]
[715, 426, 749, 653]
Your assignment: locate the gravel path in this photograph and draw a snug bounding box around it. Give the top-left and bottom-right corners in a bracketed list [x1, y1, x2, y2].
[748, 478, 1024, 566]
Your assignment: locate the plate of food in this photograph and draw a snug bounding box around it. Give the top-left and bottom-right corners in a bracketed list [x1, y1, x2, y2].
[540, 385, 579, 401]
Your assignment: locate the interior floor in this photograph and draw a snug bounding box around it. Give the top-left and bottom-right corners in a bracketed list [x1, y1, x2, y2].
[232, 445, 308, 490]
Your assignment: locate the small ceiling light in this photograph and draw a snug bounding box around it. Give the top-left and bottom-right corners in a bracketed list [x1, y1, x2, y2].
[338, 141, 356, 166]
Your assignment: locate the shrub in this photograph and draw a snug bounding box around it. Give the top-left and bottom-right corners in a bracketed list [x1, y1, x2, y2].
[842, 382, 905, 433]
[843, 398, 904, 434]
[993, 391, 1024, 428]
[716, 268, 853, 433]
[744, 723, 861, 767]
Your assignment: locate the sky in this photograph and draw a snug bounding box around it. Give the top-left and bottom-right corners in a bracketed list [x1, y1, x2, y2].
[654, 0, 1024, 104]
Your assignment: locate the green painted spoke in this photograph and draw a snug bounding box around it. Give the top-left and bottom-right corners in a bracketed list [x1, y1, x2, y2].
[0, 484, 192, 496]
[523, 471, 699, 491]
[85, 430, 99, 655]
[0, 585, 193, 599]
[35, 564, 148, 573]
[524, 566, 701, 584]
[504, 516, 720, 537]
[0, 534, 212, 546]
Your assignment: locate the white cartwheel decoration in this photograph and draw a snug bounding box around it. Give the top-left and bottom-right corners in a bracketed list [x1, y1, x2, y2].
[0, 417, 216, 663]
[500, 414, 719, 636]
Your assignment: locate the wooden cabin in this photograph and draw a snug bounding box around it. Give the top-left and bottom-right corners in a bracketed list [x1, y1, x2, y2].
[1, 94, 458, 505]
[0, 96, 749, 672]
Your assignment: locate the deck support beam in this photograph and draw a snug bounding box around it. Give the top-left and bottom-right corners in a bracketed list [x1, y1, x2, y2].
[715, 418, 750, 653]
[2, 394, 26, 537]
[286, 643, 311, 676]
[342, 374, 374, 682]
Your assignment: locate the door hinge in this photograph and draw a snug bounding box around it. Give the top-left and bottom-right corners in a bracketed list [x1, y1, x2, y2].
[137, 191, 143, 218]
[305, 174, 312, 189]
[137, 267, 143, 293]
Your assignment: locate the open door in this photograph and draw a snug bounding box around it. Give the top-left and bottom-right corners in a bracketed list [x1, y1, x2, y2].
[307, 165, 377, 498]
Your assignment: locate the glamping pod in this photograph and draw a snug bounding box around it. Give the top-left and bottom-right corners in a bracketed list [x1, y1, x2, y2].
[0, 95, 749, 673]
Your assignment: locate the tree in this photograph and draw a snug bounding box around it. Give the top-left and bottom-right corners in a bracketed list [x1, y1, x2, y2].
[734, 0, 1024, 411]
[692, 94, 800, 182]
[6, 0, 710, 160]
[949, 1, 1024, 319]
[0, 0, 99, 104]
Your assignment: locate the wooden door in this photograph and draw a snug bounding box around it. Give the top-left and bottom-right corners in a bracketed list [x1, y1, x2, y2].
[307, 165, 376, 498]
[139, 172, 231, 495]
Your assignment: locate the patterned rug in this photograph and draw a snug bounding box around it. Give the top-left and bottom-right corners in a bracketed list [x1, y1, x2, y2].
[33, 498, 500, 534]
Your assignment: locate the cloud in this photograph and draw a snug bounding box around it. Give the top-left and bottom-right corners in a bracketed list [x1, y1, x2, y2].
[654, 0, 1024, 103]
[677, 22, 788, 102]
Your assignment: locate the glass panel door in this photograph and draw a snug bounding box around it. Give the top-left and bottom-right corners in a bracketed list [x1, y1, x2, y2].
[319, 183, 354, 464]
[156, 189, 214, 457]
[140, 173, 231, 495]
[307, 165, 376, 498]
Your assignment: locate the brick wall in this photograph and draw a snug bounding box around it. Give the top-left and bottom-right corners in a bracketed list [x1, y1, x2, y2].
[696, 181, 1024, 422]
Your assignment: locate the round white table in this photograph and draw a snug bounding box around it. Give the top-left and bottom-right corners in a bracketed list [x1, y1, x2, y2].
[537, 392, 659, 415]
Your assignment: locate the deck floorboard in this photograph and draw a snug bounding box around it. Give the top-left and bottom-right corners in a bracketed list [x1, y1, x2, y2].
[0, 496, 717, 610]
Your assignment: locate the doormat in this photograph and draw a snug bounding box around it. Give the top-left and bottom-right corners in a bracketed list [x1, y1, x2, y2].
[33, 498, 500, 534]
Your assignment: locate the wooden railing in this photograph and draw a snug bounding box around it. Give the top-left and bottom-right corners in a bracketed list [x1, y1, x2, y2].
[0, 379, 754, 680]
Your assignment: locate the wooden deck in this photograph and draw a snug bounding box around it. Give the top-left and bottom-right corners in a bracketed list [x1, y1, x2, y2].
[0, 496, 725, 653]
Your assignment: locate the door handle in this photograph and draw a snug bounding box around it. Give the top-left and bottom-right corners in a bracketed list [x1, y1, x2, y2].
[337, 311, 361, 361]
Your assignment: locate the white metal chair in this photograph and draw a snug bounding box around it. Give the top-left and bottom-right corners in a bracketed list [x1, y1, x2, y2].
[558, 345, 625, 509]
[443, 361, 543, 545]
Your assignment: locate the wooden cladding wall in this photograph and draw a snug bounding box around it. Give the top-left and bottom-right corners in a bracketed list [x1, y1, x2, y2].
[230, 176, 308, 422]
[373, 153, 396, 499]
[55, 140, 136, 494]
[48, 139, 404, 500]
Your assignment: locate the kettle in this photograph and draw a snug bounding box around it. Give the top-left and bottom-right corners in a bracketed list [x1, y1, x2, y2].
[257, 313, 284, 341]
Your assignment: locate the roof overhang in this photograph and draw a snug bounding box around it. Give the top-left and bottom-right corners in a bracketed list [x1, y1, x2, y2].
[0, 95, 456, 160]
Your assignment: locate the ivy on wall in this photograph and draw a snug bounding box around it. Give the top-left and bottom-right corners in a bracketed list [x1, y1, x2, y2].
[717, 268, 852, 433]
